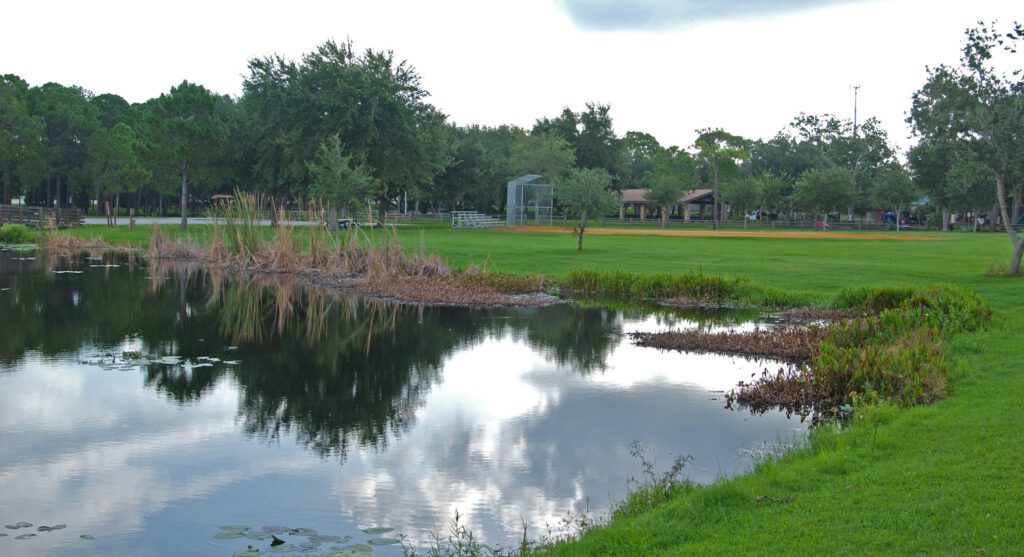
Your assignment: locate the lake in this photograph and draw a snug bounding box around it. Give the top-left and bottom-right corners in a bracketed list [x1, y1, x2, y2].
[0, 249, 806, 556]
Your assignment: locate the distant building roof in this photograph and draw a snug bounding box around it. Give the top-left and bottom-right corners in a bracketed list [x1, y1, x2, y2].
[621, 188, 712, 205]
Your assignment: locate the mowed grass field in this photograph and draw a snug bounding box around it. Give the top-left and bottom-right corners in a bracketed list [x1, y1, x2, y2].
[60, 223, 1023, 555]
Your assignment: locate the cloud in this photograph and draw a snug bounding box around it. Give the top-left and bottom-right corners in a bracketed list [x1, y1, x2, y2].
[556, 0, 873, 30]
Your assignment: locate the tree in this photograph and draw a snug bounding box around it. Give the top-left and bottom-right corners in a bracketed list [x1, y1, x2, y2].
[694, 129, 748, 229]
[621, 131, 662, 187]
[0, 77, 46, 205]
[510, 133, 575, 183]
[148, 81, 226, 229]
[534, 103, 623, 179]
[240, 41, 452, 218]
[870, 165, 920, 232]
[306, 135, 378, 227]
[556, 168, 619, 250]
[793, 167, 854, 226]
[721, 177, 760, 228]
[30, 82, 99, 208]
[910, 22, 1024, 274]
[750, 171, 792, 218]
[89, 123, 150, 218]
[643, 147, 696, 228]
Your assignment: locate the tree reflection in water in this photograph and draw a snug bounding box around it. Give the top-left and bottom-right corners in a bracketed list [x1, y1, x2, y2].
[0, 251, 754, 462]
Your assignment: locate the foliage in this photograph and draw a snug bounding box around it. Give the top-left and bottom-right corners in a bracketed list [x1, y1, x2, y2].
[694, 128, 749, 227]
[511, 133, 575, 184]
[910, 21, 1024, 273]
[306, 134, 379, 217]
[555, 168, 618, 250]
[534, 102, 623, 179]
[643, 147, 697, 227]
[0, 223, 38, 243]
[721, 177, 759, 220]
[792, 166, 854, 220]
[869, 165, 920, 226]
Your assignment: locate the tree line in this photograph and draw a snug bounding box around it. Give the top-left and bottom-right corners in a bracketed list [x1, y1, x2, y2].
[0, 26, 1021, 267]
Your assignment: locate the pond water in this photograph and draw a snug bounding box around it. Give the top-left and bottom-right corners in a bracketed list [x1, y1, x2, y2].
[0, 250, 806, 556]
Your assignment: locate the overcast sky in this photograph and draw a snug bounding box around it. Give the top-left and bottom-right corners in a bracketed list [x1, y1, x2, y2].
[2, 0, 1018, 151]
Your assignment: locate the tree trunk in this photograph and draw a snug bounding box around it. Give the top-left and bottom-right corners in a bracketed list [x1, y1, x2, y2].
[993, 166, 1023, 276]
[93, 178, 102, 216]
[711, 165, 719, 230]
[577, 209, 588, 251]
[159, 193, 164, 216]
[661, 206, 668, 229]
[1010, 239, 1024, 276]
[115, 192, 120, 226]
[180, 163, 188, 230]
[2, 169, 11, 205]
[989, 202, 999, 232]
[942, 206, 951, 232]
[327, 206, 339, 231]
[1012, 190, 1022, 227]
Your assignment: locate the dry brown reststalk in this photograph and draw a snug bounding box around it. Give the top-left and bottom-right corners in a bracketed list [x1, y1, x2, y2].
[350, 275, 557, 308]
[629, 326, 828, 362]
[773, 307, 858, 323]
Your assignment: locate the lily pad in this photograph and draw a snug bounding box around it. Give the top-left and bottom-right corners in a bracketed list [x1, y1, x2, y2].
[309, 534, 344, 543]
[233, 549, 261, 557]
[289, 527, 318, 536]
[15, 533, 37, 539]
[360, 527, 393, 535]
[0, 533, 6, 537]
[80, 534, 95, 540]
[262, 525, 291, 534]
[219, 524, 251, 533]
[344, 543, 374, 554]
[214, 531, 246, 539]
[367, 537, 400, 546]
[246, 531, 272, 540]
[267, 543, 298, 552]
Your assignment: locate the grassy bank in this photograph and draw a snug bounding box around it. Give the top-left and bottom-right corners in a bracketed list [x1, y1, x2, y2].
[52, 224, 1023, 554]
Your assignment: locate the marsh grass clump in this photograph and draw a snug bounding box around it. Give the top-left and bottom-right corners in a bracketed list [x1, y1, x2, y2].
[832, 285, 916, 313]
[560, 270, 745, 303]
[729, 284, 991, 416]
[0, 223, 39, 244]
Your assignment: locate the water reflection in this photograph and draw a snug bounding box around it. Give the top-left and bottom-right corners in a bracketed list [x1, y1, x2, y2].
[0, 251, 805, 555]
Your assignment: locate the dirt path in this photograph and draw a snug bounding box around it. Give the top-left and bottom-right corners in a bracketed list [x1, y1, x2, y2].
[509, 226, 947, 241]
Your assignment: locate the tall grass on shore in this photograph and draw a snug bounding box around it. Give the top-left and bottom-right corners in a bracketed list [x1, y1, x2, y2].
[145, 191, 450, 280]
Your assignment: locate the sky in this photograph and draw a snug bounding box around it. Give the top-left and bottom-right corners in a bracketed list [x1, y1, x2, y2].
[2, 0, 1019, 152]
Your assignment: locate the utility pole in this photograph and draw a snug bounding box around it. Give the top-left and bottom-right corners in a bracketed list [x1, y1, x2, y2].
[851, 84, 861, 138]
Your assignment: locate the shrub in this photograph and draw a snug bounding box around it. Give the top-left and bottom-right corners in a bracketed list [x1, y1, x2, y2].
[0, 223, 39, 244]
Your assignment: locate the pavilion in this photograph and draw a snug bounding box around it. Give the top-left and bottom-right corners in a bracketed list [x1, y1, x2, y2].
[619, 188, 714, 221]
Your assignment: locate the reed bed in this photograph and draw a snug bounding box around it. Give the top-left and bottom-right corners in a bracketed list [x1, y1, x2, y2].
[140, 192, 554, 308]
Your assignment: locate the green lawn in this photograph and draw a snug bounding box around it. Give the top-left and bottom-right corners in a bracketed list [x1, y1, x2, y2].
[58, 223, 1023, 555]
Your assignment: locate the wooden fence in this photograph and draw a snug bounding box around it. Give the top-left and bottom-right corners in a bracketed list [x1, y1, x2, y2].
[0, 205, 83, 228]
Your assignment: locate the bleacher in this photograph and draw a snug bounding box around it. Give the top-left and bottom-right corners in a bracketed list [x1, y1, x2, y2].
[451, 211, 503, 228]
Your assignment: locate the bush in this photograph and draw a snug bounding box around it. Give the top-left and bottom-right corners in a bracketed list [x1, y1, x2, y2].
[0, 224, 39, 244]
